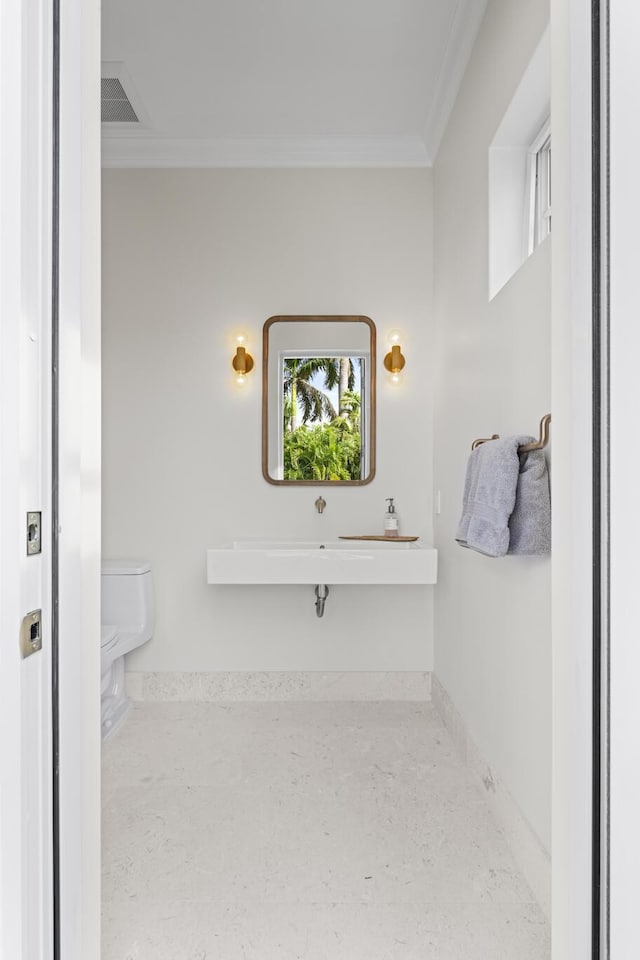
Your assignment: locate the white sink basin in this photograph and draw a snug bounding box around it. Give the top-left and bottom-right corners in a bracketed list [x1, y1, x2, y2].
[206, 540, 438, 585]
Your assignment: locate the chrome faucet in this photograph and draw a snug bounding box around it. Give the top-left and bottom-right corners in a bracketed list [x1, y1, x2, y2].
[315, 583, 329, 617]
[314, 496, 326, 514]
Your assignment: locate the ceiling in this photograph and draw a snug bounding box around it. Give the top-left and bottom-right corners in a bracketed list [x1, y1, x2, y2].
[101, 0, 488, 168]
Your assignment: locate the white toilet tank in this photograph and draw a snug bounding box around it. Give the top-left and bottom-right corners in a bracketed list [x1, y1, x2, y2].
[101, 559, 155, 643]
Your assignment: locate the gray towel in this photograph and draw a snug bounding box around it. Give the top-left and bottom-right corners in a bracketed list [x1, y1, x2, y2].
[508, 447, 551, 555]
[456, 436, 551, 557]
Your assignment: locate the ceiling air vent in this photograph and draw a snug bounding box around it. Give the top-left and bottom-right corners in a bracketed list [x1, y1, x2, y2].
[101, 77, 139, 123]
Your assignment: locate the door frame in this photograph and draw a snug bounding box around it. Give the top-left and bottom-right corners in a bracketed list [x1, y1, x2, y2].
[55, 0, 102, 957]
[4, 0, 630, 956]
[606, 2, 640, 956]
[550, 2, 640, 957]
[0, 0, 56, 956]
[551, 0, 595, 952]
[1, 0, 102, 956]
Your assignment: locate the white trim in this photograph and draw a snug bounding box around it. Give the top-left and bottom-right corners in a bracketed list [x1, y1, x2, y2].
[422, 0, 489, 162]
[0, 0, 54, 954]
[534, 131, 552, 249]
[57, 0, 102, 957]
[550, 0, 593, 956]
[125, 670, 432, 703]
[529, 116, 553, 156]
[101, 134, 431, 168]
[525, 120, 552, 256]
[431, 675, 551, 920]
[525, 149, 538, 256]
[609, 4, 640, 954]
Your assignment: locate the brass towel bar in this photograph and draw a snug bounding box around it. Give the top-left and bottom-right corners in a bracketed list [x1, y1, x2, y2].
[471, 414, 551, 454]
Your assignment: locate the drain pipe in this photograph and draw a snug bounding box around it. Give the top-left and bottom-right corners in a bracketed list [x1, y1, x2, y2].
[314, 583, 330, 618]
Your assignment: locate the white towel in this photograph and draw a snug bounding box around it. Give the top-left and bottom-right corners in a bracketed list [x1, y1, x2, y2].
[456, 436, 550, 557]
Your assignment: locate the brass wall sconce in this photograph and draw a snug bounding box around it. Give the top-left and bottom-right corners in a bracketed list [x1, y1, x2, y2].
[383, 330, 405, 383]
[232, 334, 254, 384]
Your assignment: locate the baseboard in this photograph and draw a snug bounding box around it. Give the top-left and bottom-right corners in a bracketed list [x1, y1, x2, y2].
[125, 670, 432, 703]
[431, 674, 551, 920]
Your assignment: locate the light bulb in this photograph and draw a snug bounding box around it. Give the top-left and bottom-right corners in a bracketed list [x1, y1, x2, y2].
[235, 332, 248, 345]
[236, 373, 247, 386]
[391, 373, 400, 384]
[388, 328, 401, 345]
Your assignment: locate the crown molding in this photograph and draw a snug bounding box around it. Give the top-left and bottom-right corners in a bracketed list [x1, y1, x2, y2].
[422, 0, 489, 162]
[101, 134, 432, 169]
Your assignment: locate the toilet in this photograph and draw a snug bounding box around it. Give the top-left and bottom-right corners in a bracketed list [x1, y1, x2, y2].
[101, 559, 154, 740]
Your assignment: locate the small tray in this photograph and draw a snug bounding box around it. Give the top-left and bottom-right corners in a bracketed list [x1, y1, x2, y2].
[339, 535, 419, 543]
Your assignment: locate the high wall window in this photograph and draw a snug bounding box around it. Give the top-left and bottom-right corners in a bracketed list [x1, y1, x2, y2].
[488, 26, 550, 300]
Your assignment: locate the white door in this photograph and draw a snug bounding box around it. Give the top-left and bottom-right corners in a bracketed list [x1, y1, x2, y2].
[0, 0, 55, 957]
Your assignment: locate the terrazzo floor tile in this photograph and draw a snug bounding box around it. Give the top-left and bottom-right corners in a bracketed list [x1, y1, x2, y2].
[102, 901, 549, 960]
[102, 701, 550, 959]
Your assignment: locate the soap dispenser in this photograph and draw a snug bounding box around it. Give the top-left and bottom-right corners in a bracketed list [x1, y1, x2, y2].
[384, 498, 399, 537]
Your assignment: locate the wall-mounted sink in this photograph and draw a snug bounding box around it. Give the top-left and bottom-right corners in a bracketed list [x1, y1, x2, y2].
[206, 540, 438, 586]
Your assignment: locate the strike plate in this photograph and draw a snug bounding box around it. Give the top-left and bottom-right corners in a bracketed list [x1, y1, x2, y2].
[27, 511, 42, 555]
[20, 609, 42, 659]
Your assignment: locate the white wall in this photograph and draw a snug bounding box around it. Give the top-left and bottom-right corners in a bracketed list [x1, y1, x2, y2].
[433, 0, 551, 852]
[102, 168, 434, 672]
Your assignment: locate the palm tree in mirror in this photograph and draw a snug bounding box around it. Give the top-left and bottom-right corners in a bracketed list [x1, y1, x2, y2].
[283, 358, 336, 431]
[283, 357, 358, 431]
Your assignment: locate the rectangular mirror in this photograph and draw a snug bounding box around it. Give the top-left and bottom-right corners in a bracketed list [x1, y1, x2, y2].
[262, 315, 376, 485]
